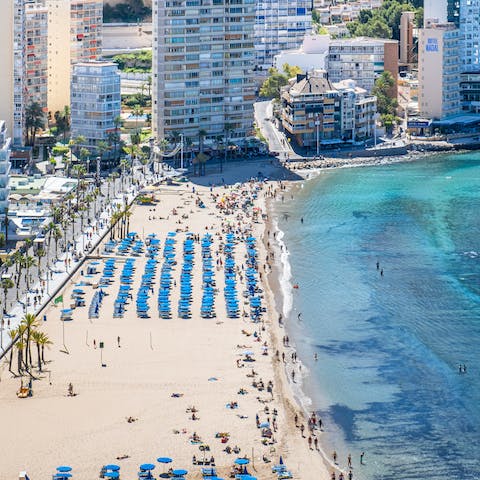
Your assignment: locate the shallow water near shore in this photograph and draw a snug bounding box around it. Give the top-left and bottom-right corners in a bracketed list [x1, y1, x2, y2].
[276, 152, 480, 480]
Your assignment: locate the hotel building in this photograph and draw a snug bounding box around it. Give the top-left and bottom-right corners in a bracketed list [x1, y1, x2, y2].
[418, 23, 461, 119]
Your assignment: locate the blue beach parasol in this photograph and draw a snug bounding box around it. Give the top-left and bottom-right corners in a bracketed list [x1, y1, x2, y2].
[140, 464, 156, 471]
[234, 458, 249, 465]
[104, 465, 120, 471]
[157, 457, 172, 463]
[172, 469, 188, 476]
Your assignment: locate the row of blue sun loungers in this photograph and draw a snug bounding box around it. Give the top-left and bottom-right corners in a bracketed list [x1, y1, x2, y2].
[178, 234, 195, 319]
[100, 258, 116, 287]
[245, 236, 264, 323]
[224, 233, 240, 318]
[89, 288, 106, 319]
[158, 232, 177, 319]
[137, 244, 159, 318]
[201, 233, 216, 318]
[114, 258, 135, 318]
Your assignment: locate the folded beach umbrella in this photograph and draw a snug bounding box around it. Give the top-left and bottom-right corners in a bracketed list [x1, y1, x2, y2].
[104, 472, 119, 479]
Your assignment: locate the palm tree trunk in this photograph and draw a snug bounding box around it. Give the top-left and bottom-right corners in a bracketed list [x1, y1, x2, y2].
[9, 349, 13, 374]
[36, 343, 42, 371]
[17, 349, 23, 374]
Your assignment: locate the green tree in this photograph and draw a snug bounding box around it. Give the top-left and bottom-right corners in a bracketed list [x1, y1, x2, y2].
[372, 71, 398, 116]
[260, 68, 289, 100]
[25, 102, 45, 146]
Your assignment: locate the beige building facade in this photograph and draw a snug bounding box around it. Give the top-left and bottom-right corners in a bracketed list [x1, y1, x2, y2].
[419, 24, 460, 119]
[0, 1, 15, 143]
[47, 0, 103, 114]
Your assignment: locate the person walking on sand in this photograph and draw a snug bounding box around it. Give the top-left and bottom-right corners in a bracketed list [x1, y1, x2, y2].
[333, 450, 337, 464]
[380, 269, 383, 277]
[314, 437, 318, 450]
[117, 336, 121, 348]
[308, 436, 312, 449]
[300, 424, 305, 437]
[294, 413, 298, 427]
[291, 370, 295, 382]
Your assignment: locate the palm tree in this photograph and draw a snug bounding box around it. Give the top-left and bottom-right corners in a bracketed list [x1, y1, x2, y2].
[1, 277, 14, 316]
[23, 256, 37, 291]
[36, 248, 46, 275]
[39, 331, 52, 365]
[21, 313, 38, 369]
[97, 140, 110, 168]
[12, 251, 25, 294]
[132, 104, 144, 137]
[8, 328, 17, 374]
[71, 164, 87, 211]
[52, 226, 62, 258]
[198, 129, 208, 175]
[2, 206, 9, 245]
[31, 330, 43, 371]
[16, 339, 26, 374]
[25, 102, 45, 146]
[123, 204, 132, 237]
[112, 115, 123, 163]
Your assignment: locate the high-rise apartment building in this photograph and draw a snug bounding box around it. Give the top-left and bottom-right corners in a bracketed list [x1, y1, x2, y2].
[255, 0, 312, 69]
[424, 0, 459, 27]
[0, 121, 12, 215]
[400, 11, 415, 64]
[459, 0, 480, 71]
[152, 0, 256, 145]
[419, 23, 460, 119]
[327, 38, 399, 95]
[70, 61, 121, 148]
[25, 0, 48, 111]
[0, 0, 102, 146]
[47, 0, 103, 114]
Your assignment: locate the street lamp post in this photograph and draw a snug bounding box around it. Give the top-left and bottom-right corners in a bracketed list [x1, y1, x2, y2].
[180, 134, 184, 170]
[315, 115, 321, 157]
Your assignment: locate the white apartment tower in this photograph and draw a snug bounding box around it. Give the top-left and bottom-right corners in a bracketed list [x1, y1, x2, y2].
[255, 0, 312, 69]
[152, 0, 256, 145]
[0, 121, 12, 215]
[70, 62, 121, 148]
[460, 0, 480, 71]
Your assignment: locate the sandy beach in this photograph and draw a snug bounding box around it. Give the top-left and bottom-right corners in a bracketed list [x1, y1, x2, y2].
[0, 160, 333, 480]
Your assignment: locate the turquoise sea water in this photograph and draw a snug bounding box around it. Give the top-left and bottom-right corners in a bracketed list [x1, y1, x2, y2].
[276, 153, 480, 480]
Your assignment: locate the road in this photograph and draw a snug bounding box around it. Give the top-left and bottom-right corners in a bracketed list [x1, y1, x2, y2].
[254, 100, 304, 161]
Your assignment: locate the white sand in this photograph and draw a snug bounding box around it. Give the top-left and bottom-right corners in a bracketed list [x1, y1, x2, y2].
[0, 161, 332, 480]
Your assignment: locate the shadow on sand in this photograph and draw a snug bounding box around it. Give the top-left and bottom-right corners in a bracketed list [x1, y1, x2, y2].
[186, 158, 304, 187]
